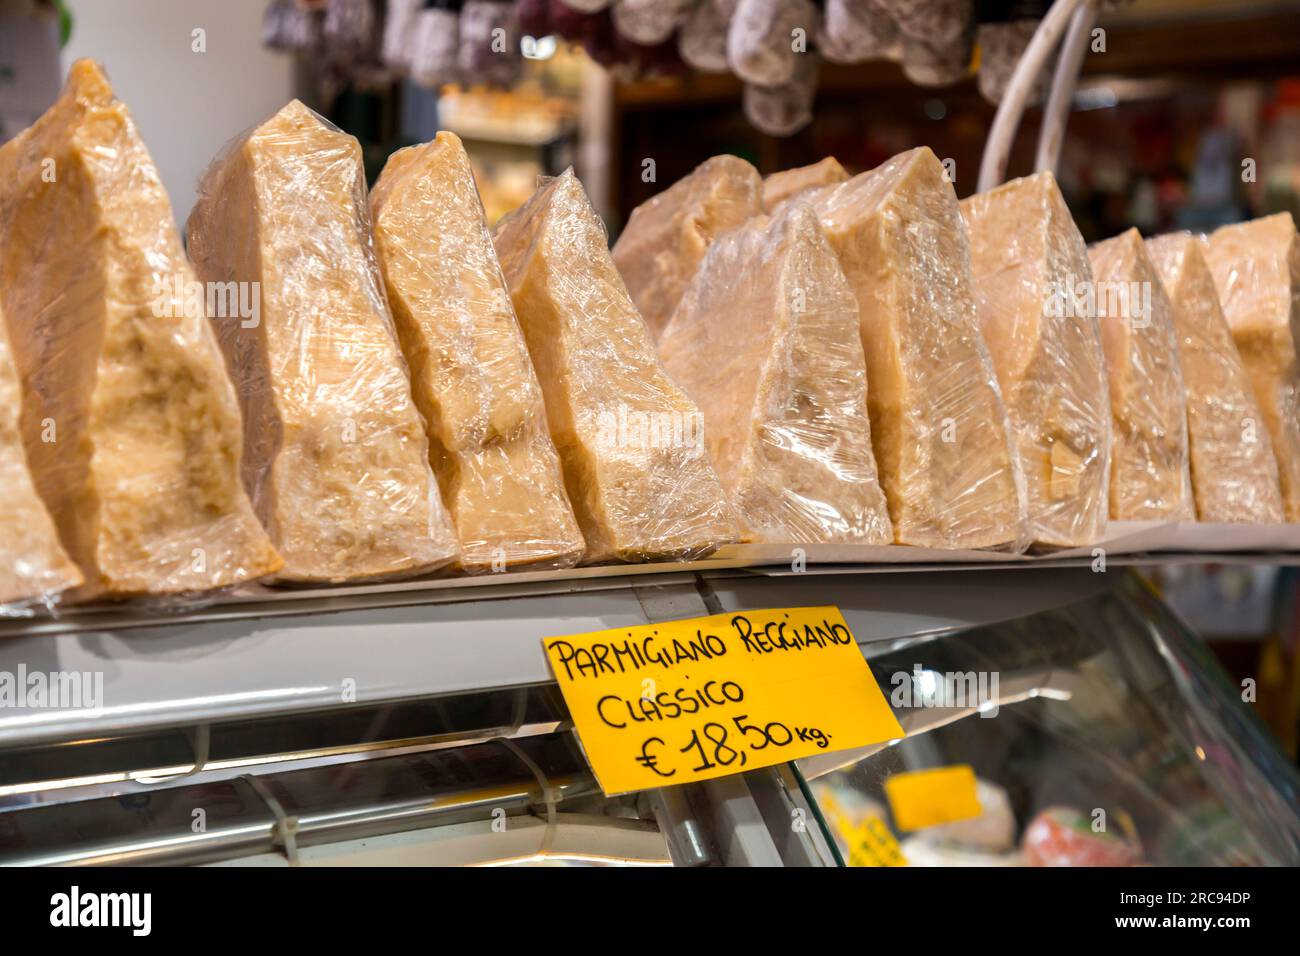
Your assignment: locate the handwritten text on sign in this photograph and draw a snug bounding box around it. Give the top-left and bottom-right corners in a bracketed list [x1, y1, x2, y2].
[543, 606, 904, 795]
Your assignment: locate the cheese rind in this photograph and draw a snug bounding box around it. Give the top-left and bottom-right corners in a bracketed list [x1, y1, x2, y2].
[1088, 229, 1194, 521]
[0, 60, 281, 598]
[370, 133, 584, 571]
[762, 157, 850, 213]
[493, 169, 737, 561]
[1148, 231, 1284, 523]
[1204, 213, 1300, 522]
[188, 100, 458, 582]
[961, 172, 1110, 547]
[659, 201, 893, 544]
[612, 154, 762, 340]
[0, 312, 82, 605]
[807, 147, 1027, 549]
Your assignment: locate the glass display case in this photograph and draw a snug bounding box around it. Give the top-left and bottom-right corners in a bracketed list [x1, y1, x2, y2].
[1, 567, 1295, 867]
[798, 575, 1300, 867]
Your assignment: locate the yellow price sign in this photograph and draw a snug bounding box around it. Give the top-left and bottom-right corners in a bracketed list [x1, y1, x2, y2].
[884, 764, 982, 832]
[542, 606, 904, 795]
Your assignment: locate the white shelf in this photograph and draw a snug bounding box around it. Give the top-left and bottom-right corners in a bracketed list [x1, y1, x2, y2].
[0, 565, 1124, 750]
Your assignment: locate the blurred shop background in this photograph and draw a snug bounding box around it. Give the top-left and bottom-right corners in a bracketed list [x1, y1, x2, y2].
[1, 0, 1298, 758]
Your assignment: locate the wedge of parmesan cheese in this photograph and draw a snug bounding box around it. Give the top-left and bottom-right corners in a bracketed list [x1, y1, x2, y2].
[0, 60, 280, 598]
[1148, 231, 1283, 523]
[188, 100, 457, 583]
[1088, 229, 1194, 521]
[961, 172, 1111, 547]
[370, 132, 584, 571]
[612, 154, 761, 340]
[660, 201, 893, 544]
[807, 146, 1027, 549]
[762, 156, 849, 213]
[493, 169, 738, 561]
[0, 311, 82, 605]
[1204, 213, 1300, 521]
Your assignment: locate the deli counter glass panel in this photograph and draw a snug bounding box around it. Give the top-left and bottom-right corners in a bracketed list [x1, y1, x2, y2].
[797, 576, 1300, 867]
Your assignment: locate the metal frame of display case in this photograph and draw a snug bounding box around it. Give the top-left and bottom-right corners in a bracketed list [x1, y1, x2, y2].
[3, 558, 1282, 867]
[0, 562, 1145, 753]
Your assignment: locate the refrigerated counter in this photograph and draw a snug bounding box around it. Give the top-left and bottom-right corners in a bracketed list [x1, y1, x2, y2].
[1, 565, 1296, 866]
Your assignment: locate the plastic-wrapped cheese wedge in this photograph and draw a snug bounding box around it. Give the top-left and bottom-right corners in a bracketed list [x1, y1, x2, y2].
[493, 169, 738, 561]
[806, 147, 1026, 550]
[1147, 232, 1284, 523]
[659, 201, 893, 545]
[370, 133, 585, 571]
[0, 314, 82, 605]
[188, 100, 458, 583]
[1204, 213, 1300, 522]
[1088, 229, 1194, 521]
[611, 154, 761, 340]
[0, 60, 281, 599]
[761, 157, 849, 213]
[961, 172, 1110, 547]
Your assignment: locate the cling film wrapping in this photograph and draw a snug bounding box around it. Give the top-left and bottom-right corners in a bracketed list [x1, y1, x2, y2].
[370, 132, 585, 572]
[0, 60, 281, 603]
[1088, 229, 1194, 521]
[491, 168, 739, 562]
[658, 201, 893, 545]
[0, 310, 82, 609]
[1204, 213, 1300, 522]
[611, 153, 762, 341]
[762, 156, 850, 215]
[187, 99, 459, 583]
[1147, 231, 1284, 523]
[961, 172, 1111, 548]
[806, 146, 1029, 551]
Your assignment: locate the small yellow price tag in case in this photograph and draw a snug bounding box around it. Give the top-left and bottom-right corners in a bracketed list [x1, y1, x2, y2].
[884, 764, 982, 832]
[848, 815, 908, 868]
[542, 606, 904, 795]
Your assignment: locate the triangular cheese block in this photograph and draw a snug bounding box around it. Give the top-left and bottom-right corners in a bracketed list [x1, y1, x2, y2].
[370, 133, 584, 571]
[762, 157, 849, 213]
[187, 100, 458, 582]
[961, 172, 1110, 547]
[1148, 231, 1284, 523]
[493, 169, 737, 561]
[807, 147, 1026, 549]
[612, 154, 761, 340]
[0, 313, 82, 605]
[1088, 229, 1194, 521]
[0, 60, 280, 598]
[659, 201, 893, 544]
[1204, 213, 1300, 521]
